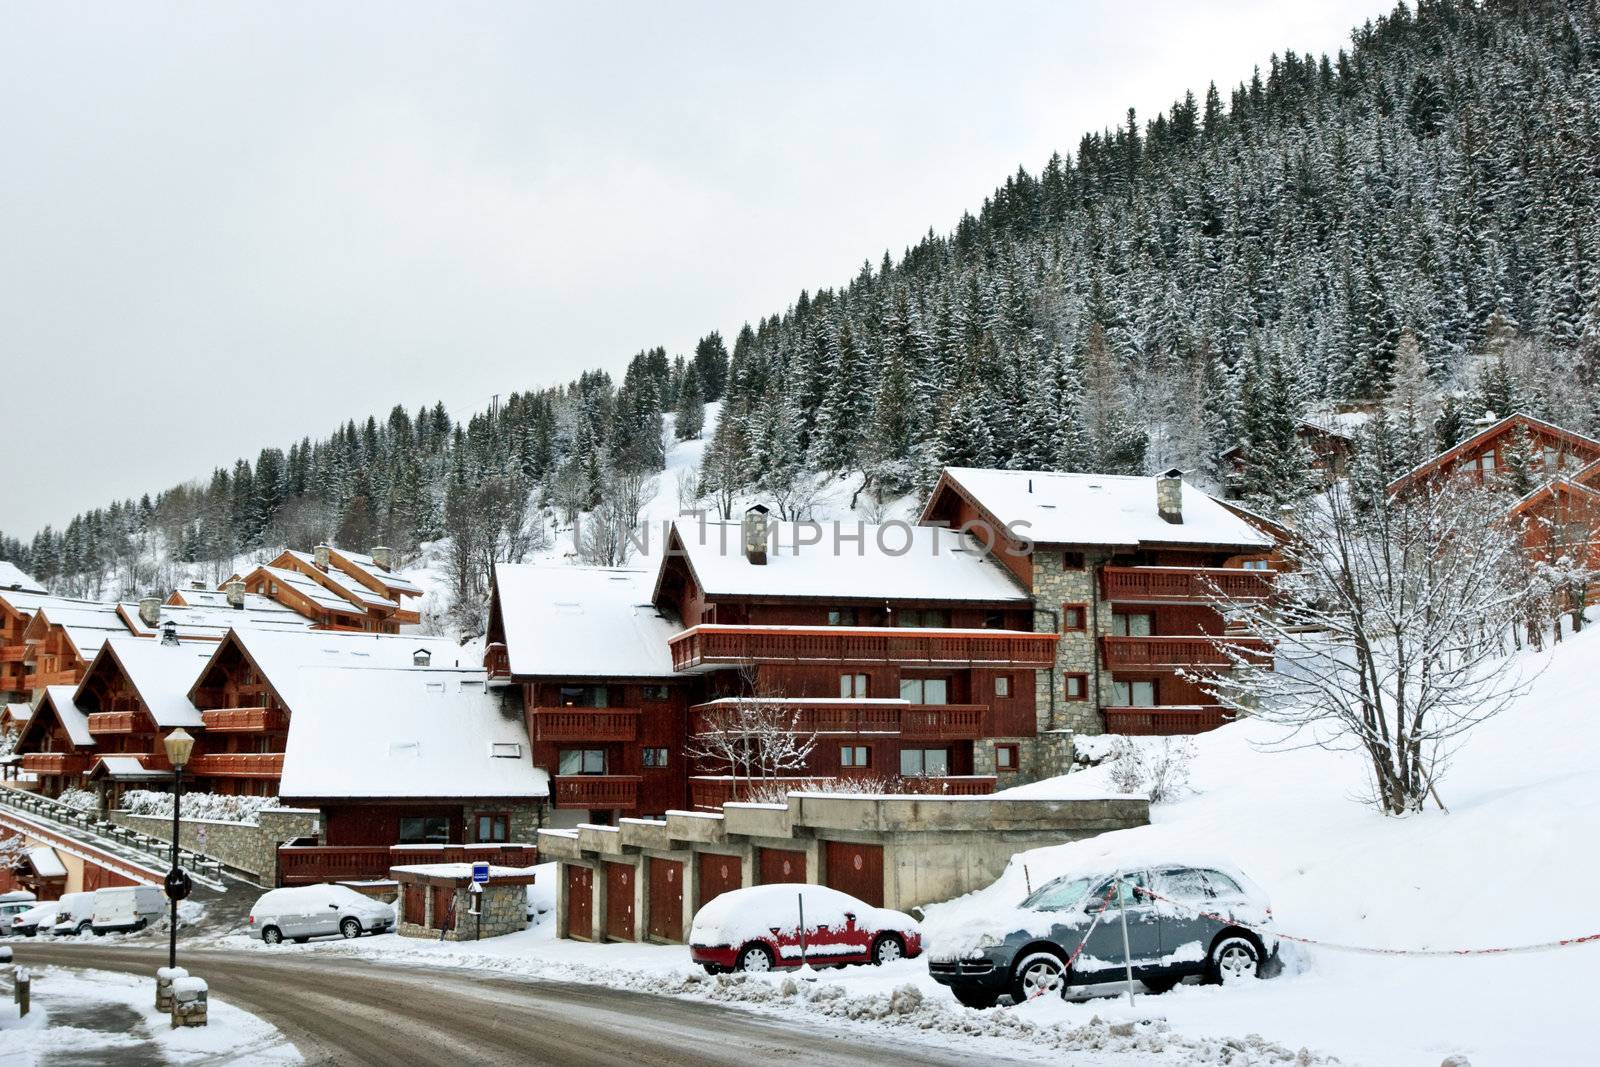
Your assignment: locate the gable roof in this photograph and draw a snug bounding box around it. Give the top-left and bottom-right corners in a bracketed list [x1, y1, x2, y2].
[25, 603, 131, 662]
[191, 629, 465, 710]
[926, 468, 1272, 550]
[326, 548, 423, 598]
[281, 551, 398, 611]
[493, 564, 679, 679]
[3, 702, 33, 726]
[248, 565, 359, 614]
[33, 686, 93, 748]
[117, 599, 315, 642]
[0, 562, 45, 594]
[1386, 412, 1600, 495]
[82, 637, 211, 728]
[1506, 475, 1600, 519]
[0, 590, 105, 623]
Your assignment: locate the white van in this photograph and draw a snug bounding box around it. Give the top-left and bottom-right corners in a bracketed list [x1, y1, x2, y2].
[50, 891, 98, 936]
[90, 885, 165, 934]
[247, 884, 394, 944]
[0, 890, 36, 905]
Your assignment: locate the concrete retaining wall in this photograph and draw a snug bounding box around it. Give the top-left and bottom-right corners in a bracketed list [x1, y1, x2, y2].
[110, 807, 321, 886]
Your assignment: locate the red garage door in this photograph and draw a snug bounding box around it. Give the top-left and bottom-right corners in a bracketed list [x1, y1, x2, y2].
[605, 862, 636, 942]
[823, 841, 884, 907]
[647, 857, 685, 942]
[697, 851, 742, 911]
[758, 847, 807, 885]
[565, 864, 594, 940]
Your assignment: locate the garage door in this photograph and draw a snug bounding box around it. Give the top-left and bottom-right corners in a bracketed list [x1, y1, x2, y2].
[605, 862, 636, 942]
[758, 847, 807, 885]
[823, 841, 884, 907]
[696, 851, 742, 911]
[565, 864, 594, 940]
[647, 857, 685, 942]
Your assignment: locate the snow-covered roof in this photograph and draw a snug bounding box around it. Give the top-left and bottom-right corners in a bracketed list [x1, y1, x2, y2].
[0, 590, 102, 620]
[88, 755, 171, 781]
[0, 562, 45, 594]
[39, 686, 93, 747]
[664, 517, 1032, 602]
[3, 702, 32, 724]
[933, 468, 1272, 550]
[31, 604, 131, 661]
[90, 637, 211, 728]
[493, 564, 680, 678]
[26, 846, 66, 880]
[330, 549, 423, 597]
[278, 666, 548, 800]
[119, 600, 315, 641]
[256, 566, 357, 613]
[283, 552, 397, 610]
[211, 629, 467, 709]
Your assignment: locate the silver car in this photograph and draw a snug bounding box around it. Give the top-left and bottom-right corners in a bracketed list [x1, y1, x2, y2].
[247, 884, 395, 945]
[928, 863, 1277, 1009]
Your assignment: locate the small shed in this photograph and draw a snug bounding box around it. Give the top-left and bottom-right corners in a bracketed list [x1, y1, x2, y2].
[390, 863, 537, 941]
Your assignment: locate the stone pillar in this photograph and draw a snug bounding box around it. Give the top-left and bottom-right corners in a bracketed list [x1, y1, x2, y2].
[155, 966, 187, 1011]
[170, 977, 208, 1028]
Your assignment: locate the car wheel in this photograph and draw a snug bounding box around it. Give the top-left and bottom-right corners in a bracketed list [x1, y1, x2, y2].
[262, 926, 283, 945]
[952, 988, 1000, 1010]
[702, 963, 723, 975]
[1208, 935, 1262, 985]
[870, 933, 906, 965]
[340, 917, 362, 939]
[77, 921, 92, 935]
[1010, 950, 1067, 1003]
[735, 944, 775, 973]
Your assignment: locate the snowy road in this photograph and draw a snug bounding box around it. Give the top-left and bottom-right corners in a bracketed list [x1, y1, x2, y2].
[12, 941, 1028, 1066]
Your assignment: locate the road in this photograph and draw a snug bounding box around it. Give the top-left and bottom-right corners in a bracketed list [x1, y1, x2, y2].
[13, 941, 1025, 1067]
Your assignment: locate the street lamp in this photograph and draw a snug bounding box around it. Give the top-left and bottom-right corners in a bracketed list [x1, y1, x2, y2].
[162, 728, 196, 970]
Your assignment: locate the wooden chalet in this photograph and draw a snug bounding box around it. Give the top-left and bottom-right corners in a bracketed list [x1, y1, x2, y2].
[1221, 415, 1363, 493]
[17, 602, 128, 698]
[231, 544, 421, 633]
[13, 686, 96, 796]
[0, 591, 105, 702]
[1386, 412, 1600, 497]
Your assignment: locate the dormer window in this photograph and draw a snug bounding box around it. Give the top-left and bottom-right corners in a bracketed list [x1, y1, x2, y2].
[413, 648, 431, 667]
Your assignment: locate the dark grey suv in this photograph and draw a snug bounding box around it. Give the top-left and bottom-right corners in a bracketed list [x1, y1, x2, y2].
[927, 863, 1277, 1009]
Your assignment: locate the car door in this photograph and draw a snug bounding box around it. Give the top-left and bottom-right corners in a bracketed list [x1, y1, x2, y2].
[1149, 867, 1222, 972]
[1077, 870, 1161, 979]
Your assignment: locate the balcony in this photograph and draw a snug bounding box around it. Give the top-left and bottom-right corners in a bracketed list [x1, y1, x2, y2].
[200, 707, 288, 732]
[553, 774, 641, 810]
[669, 625, 1058, 672]
[0, 646, 25, 664]
[688, 774, 998, 810]
[1100, 636, 1272, 670]
[87, 711, 141, 735]
[690, 701, 991, 741]
[185, 752, 284, 778]
[1101, 566, 1273, 604]
[530, 707, 639, 742]
[20, 752, 91, 776]
[26, 669, 81, 689]
[1103, 705, 1233, 735]
[484, 643, 512, 686]
[277, 842, 540, 886]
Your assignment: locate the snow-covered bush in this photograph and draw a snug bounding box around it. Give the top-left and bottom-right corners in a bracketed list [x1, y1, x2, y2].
[57, 787, 99, 812]
[1105, 736, 1195, 803]
[736, 774, 957, 805]
[0, 725, 17, 758]
[117, 789, 280, 823]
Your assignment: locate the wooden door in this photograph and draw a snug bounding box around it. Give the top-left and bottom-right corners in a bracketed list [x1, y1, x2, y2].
[605, 862, 635, 942]
[696, 851, 742, 911]
[430, 885, 454, 932]
[565, 864, 594, 940]
[823, 841, 885, 907]
[402, 882, 426, 926]
[758, 847, 806, 885]
[646, 857, 684, 942]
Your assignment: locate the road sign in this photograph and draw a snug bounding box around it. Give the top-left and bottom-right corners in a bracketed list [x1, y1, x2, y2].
[164, 867, 193, 901]
[471, 861, 490, 885]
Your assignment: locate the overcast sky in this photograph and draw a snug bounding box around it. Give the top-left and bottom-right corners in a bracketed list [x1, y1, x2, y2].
[0, 1, 1383, 536]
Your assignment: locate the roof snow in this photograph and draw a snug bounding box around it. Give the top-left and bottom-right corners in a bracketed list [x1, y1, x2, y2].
[283, 552, 397, 610]
[172, 588, 297, 613]
[935, 468, 1272, 550]
[89, 755, 171, 781]
[93, 637, 212, 728]
[258, 566, 357, 613]
[32, 603, 130, 660]
[120, 601, 315, 641]
[331, 549, 423, 597]
[0, 590, 115, 620]
[665, 517, 1032, 602]
[214, 629, 466, 709]
[494, 564, 680, 678]
[277, 666, 547, 800]
[26, 846, 67, 880]
[0, 562, 45, 594]
[39, 686, 93, 747]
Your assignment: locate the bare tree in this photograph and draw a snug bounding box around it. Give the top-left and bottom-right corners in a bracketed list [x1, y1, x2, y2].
[577, 469, 657, 567]
[685, 674, 818, 786]
[1203, 480, 1540, 816]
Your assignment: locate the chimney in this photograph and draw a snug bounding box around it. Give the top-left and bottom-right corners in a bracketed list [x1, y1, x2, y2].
[1472, 411, 1499, 428]
[314, 543, 331, 570]
[189, 580, 206, 591]
[226, 580, 246, 609]
[1156, 468, 1184, 525]
[138, 597, 162, 627]
[370, 545, 392, 571]
[160, 621, 180, 647]
[742, 505, 771, 566]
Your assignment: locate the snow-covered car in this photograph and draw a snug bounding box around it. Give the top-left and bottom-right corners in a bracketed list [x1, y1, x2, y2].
[50, 891, 98, 936]
[689, 883, 922, 973]
[247, 884, 395, 944]
[90, 885, 165, 935]
[0, 899, 37, 926]
[927, 862, 1277, 1009]
[10, 902, 58, 937]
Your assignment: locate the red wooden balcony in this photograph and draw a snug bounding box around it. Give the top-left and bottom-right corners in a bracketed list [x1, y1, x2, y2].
[690, 702, 991, 741]
[200, 707, 288, 732]
[277, 842, 540, 886]
[26, 669, 81, 689]
[87, 711, 141, 735]
[1104, 705, 1233, 735]
[530, 707, 639, 742]
[688, 774, 998, 810]
[1100, 566, 1272, 604]
[185, 752, 284, 778]
[20, 752, 90, 776]
[669, 625, 1057, 672]
[485, 643, 512, 685]
[553, 774, 641, 810]
[0, 645, 25, 664]
[1100, 636, 1272, 670]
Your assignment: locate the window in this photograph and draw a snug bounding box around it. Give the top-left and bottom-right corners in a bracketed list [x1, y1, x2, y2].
[993, 675, 1011, 698]
[1112, 680, 1156, 706]
[900, 747, 949, 776]
[1022, 875, 1092, 911]
[558, 748, 606, 775]
[641, 747, 669, 768]
[827, 608, 858, 626]
[1201, 869, 1245, 897]
[1060, 604, 1087, 631]
[1063, 673, 1089, 700]
[983, 612, 1006, 630]
[1478, 451, 1497, 473]
[1111, 613, 1153, 637]
[1152, 867, 1215, 901]
[558, 686, 608, 708]
[489, 742, 522, 759]
[475, 813, 510, 843]
[839, 673, 868, 698]
[1088, 870, 1151, 910]
[1543, 446, 1559, 471]
[895, 608, 949, 628]
[1242, 559, 1271, 571]
[641, 685, 669, 702]
[995, 743, 1020, 772]
[398, 816, 450, 844]
[898, 677, 948, 704]
[1062, 552, 1085, 570]
[840, 744, 870, 768]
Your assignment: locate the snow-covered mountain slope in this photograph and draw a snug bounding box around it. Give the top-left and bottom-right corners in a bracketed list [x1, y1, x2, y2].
[924, 624, 1600, 1065]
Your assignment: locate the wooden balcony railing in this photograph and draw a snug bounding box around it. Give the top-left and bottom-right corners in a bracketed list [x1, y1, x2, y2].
[530, 708, 639, 742]
[200, 707, 288, 732]
[0, 646, 25, 664]
[185, 752, 284, 778]
[688, 774, 998, 810]
[87, 711, 141, 735]
[690, 702, 991, 740]
[485, 643, 511, 681]
[669, 625, 1057, 672]
[1100, 566, 1273, 604]
[20, 752, 91, 776]
[552, 774, 641, 810]
[276, 842, 540, 886]
[1103, 705, 1233, 735]
[26, 669, 81, 689]
[1100, 636, 1272, 670]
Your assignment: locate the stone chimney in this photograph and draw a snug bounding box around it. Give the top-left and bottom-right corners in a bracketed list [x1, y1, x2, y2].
[370, 545, 392, 571]
[138, 597, 162, 627]
[189, 580, 206, 591]
[1156, 468, 1184, 525]
[314, 543, 331, 570]
[160, 621, 180, 647]
[742, 504, 771, 566]
[226, 580, 246, 609]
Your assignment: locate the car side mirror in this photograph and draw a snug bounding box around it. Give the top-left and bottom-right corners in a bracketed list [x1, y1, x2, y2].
[844, 912, 856, 925]
[329, 903, 340, 909]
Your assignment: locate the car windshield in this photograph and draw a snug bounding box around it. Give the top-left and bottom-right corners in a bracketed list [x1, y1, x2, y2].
[1021, 876, 1092, 911]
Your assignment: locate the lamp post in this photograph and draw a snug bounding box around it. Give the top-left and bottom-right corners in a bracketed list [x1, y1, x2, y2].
[162, 728, 195, 970]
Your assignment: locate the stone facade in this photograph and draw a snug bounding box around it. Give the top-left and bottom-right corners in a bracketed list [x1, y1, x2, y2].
[111, 807, 320, 886]
[397, 880, 529, 941]
[1029, 548, 1115, 740]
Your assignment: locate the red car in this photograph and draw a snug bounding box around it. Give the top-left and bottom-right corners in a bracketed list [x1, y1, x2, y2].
[689, 883, 922, 973]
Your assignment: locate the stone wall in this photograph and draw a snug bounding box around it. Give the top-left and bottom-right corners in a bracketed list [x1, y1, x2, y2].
[399, 881, 527, 941]
[111, 807, 320, 886]
[1029, 548, 1115, 741]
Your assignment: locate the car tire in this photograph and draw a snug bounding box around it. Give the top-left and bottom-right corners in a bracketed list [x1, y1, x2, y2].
[76, 921, 92, 935]
[1009, 950, 1067, 1003]
[340, 918, 362, 939]
[262, 926, 283, 945]
[870, 933, 906, 965]
[701, 963, 724, 975]
[1207, 934, 1263, 985]
[734, 943, 775, 973]
[952, 988, 1000, 1010]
